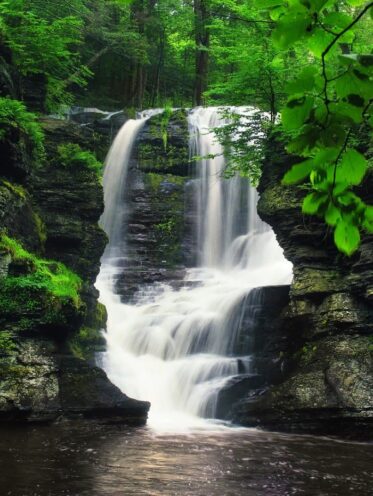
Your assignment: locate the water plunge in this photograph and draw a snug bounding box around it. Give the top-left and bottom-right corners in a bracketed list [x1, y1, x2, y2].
[96, 107, 293, 431]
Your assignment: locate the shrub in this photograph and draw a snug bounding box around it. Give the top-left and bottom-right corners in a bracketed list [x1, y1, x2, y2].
[0, 97, 45, 160]
[57, 143, 102, 175]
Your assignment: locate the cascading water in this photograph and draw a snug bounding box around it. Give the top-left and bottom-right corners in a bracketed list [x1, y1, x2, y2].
[96, 107, 293, 431]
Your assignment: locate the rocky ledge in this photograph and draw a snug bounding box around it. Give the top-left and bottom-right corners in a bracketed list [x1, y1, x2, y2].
[227, 135, 373, 438]
[0, 116, 149, 424]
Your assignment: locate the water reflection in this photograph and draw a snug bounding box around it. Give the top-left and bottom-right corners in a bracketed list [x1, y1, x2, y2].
[0, 423, 372, 495]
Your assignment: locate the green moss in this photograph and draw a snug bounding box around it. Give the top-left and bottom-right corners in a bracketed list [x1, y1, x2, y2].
[94, 302, 107, 328]
[68, 326, 105, 359]
[155, 219, 176, 235]
[0, 179, 27, 199]
[146, 172, 185, 190]
[0, 331, 17, 354]
[142, 172, 186, 267]
[32, 212, 47, 247]
[0, 235, 82, 305]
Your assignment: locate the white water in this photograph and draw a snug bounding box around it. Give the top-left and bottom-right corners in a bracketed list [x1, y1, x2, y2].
[96, 107, 293, 431]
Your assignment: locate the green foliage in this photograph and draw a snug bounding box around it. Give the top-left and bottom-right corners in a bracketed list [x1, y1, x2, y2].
[265, 0, 373, 256]
[57, 143, 102, 175]
[211, 109, 269, 186]
[0, 97, 44, 160]
[0, 235, 82, 305]
[160, 104, 173, 151]
[155, 219, 176, 235]
[0, 0, 90, 110]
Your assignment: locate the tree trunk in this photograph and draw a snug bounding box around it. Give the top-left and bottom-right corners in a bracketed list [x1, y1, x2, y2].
[194, 0, 210, 106]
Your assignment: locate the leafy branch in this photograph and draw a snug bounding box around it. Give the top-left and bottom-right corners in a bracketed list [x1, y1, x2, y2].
[267, 0, 373, 255]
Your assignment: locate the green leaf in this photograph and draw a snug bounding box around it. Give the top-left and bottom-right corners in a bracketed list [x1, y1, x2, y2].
[286, 125, 319, 155]
[337, 149, 367, 186]
[285, 67, 317, 94]
[308, 28, 333, 57]
[336, 71, 373, 101]
[347, 0, 367, 5]
[324, 12, 352, 29]
[282, 96, 314, 130]
[318, 123, 346, 148]
[334, 218, 360, 256]
[260, 0, 284, 7]
[363, 206, 373, 232]
[302, 191, 328, 215]
[282, 159, 314, 184]
[331, 102, 363, 124]
[337, 191, 362, 207]
[270, 5, 287, 20]
[272, 13, 312, 49]
[333, 182, 349, 196]
[313, 147, 339, 166]
[325, 202, 342, 226]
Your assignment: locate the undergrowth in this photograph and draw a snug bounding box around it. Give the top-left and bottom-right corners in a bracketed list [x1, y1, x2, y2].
[0, 97, 45, 160]
[57, 143, 102, 175]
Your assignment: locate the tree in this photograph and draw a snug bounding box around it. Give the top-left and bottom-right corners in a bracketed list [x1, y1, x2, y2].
[194, 0, 210, 105]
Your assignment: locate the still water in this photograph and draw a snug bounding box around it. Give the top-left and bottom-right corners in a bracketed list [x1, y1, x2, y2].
[0, 422, 372, 496]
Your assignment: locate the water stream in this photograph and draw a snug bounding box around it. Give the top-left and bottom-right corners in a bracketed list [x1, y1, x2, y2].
[96, 107, 292, 431]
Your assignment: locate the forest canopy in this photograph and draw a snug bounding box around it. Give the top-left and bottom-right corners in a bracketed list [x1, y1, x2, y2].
[0, 0, 372, 255]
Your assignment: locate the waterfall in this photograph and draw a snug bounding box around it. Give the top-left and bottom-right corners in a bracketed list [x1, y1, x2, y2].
[96, 107, 293, 431]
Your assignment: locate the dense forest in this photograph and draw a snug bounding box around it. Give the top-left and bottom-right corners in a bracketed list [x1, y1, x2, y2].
[1, 0, 372, 254]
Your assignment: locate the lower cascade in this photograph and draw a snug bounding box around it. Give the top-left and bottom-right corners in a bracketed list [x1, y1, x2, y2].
[96, 107, 293, 430]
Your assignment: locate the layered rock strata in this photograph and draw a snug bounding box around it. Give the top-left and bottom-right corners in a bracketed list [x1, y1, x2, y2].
[229, 136, 373, 437]
[0, 117, 149, 424]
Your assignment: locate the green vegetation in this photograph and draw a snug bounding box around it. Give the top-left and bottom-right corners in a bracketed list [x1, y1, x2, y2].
[57, 143, 102, 175]
[267, 0, 373, 256]
[0, 235, 82, 306]
[0, 178, 27, 199]
[0, 331, 17, 354]
[160, 104, 174, 151]
[68, 326, 105, 360]
[0, 97, 44, 159]
[0, 0, 372, 257]
[0, 0, 89, 110]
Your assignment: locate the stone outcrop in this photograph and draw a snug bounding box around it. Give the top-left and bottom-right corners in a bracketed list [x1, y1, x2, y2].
[228, 135, 373, 437]
[0, 116, 149, 424]
[114, 110, 194, 302]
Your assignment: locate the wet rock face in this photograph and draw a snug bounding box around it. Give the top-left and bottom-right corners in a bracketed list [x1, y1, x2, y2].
[216, 285, 291, 420]
[0, 338, 149, 423]
[114, 110, 195, 302]
[0, 116, 149, 425]
[229, 135, 373, 437]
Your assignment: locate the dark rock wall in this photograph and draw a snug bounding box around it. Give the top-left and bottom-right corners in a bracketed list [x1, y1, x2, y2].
[114, 110, 194, 302]
[230, 135, 373, 437]
[0, 116, 149, 424]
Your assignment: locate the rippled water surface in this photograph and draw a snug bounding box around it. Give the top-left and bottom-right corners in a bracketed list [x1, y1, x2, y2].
[0, 423, 372, 496]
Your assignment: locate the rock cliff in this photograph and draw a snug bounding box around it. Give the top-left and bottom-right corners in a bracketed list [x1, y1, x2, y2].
[0, 116, 149, 424]
[229, 135, 373, 437]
